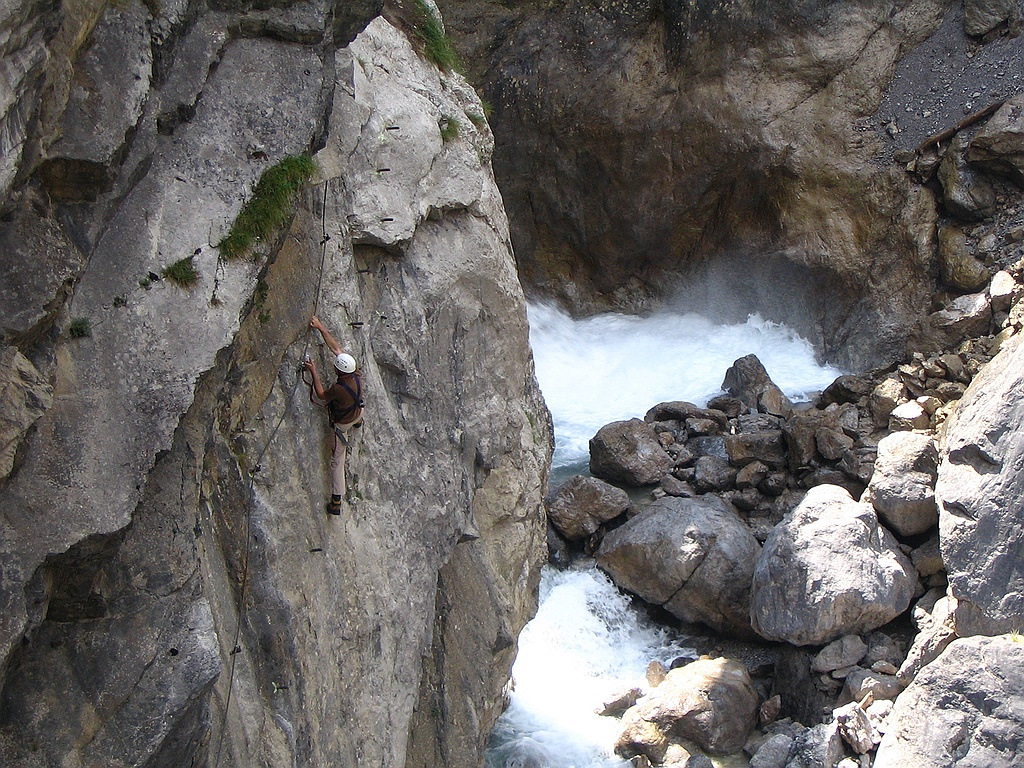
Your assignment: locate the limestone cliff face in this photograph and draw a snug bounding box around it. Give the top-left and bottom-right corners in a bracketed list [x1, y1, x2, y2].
[446, 0, 954, 369]
[0, 2, 550, 766]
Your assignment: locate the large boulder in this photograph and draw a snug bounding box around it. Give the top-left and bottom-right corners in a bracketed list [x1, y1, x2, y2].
[874, 635, 1024, 768]
[750, 484, 918, 646]
[590, 418, 673, 486]
[615, 658, 758, 758]
[936, 335, 1024, 635]
[722, 355, 793, 417]
[545, 475, 629, 541]
[866, 431, 939, 537]
[597, 495, 761, 637]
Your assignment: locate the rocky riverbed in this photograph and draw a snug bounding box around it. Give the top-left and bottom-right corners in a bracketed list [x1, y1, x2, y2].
[545, 258, 1024, 766]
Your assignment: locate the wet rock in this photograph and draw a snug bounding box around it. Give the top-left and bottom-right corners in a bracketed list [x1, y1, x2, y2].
[815, 427, 854, 461]
[615, 658, 758, 757]
[725, 431, 786, 469]
[865, 432, 939, 537]
[545, 475, 630, 541]
[750, 485, 917, 646]
[706, 394, 743, 418]
[591, 419, 674, 486]
[690, 436, 728, 461]
[693, 455, 738, 491]
[686, 417, 723, 437]
[819, 375, 873, 406]
[897, 589, 958, 685]
[599, 686, 644, 717]
[936, 336, 1024, 635]
[737, 460, 770, 489]
[661, 474, 697, 497]
[758, 472, 788, 497]
[722, 355, 793, 417]
[597, 495, 761, 637]
[811, 635, 868, 674]
[875, 635, 1024, 768]
[547, 523, 572, 568]
[645, 401, 729, 431]
[937, 225, 989, 292]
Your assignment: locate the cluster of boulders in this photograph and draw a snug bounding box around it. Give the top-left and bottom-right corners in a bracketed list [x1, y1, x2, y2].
[543, 265, 1024, 767]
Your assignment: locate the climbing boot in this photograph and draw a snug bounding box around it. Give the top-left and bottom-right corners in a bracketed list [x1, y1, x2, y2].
[327, 496, 342, 515]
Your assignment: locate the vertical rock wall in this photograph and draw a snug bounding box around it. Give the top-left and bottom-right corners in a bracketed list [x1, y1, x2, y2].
[0, 2, 550, 766]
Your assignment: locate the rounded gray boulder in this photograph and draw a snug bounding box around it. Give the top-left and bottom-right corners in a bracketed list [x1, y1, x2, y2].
[750, 484, 918, 646]
[597, 494, 761, 637]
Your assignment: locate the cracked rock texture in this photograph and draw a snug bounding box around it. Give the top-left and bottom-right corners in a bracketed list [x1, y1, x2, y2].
[936, 334, 1024, 636]
[0, 2, 550, 767]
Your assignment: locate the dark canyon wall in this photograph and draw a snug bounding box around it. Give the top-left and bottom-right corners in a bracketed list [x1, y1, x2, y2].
[446, 0, 1022, 369]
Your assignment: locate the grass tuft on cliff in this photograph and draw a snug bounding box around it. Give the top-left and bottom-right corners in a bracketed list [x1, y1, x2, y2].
[408, 0, 462, 73]
[69, 317, 92, 338]
[163, 257, 200, 287]
[217, 154, 316, 260]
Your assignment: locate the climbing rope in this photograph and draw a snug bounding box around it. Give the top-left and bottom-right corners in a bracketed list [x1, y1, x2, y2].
[212, 177, 332, 768]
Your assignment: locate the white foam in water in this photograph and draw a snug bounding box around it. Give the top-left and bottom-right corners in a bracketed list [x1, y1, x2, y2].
[486, 565, 693, 768]
[528, 302, 843, 471]
[486, 303, 845, 767]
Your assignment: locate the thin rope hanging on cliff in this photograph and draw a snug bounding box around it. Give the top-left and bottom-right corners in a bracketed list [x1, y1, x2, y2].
[212, 176, 332, 768]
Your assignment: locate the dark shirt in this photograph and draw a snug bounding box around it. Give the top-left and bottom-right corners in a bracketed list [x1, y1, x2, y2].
[324, 372, 363, 424]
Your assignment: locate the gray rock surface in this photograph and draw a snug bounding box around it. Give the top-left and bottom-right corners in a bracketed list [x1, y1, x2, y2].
[590, 418, 673, 486]
[936, 335, 1024, 635]
[811, 635, 868, 674]
[751, 484, 918, 646]
[616, 658, 758, 757]
[545, 474, 629, 541]
[898, 589, 959, 685]
[0, 6, 549, 768]
[597, 495, 761, 637]
[866, 431, 939, 537]
[875, 635, 1024, 768]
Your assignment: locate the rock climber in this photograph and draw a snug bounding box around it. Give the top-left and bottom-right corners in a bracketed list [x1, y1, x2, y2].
[304, 315, 364, 514]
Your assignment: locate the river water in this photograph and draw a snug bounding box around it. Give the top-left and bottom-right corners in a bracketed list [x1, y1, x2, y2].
[484, 303, 843, 768]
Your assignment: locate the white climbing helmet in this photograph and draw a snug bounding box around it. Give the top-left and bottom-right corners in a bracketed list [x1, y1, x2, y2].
[334, 353, 356, 373]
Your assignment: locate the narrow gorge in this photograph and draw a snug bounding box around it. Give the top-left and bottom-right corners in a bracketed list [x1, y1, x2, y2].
[1, 1, 1023, 767]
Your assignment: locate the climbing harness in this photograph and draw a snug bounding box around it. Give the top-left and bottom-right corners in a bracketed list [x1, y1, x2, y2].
[212, 176, 333, 768]
[327, 374, 364, 424]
